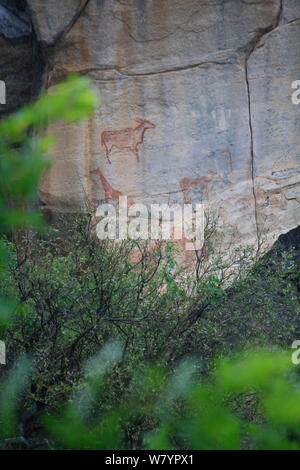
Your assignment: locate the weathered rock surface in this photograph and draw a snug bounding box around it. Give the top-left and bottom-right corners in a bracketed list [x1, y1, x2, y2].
[4, 0, 300, 252]
[281, 0, 300, 23]
[0, 0, 38, 117]
[248, 19, 300, 242]
[27, 0, 87, 45]
[0, 0, 31, 38]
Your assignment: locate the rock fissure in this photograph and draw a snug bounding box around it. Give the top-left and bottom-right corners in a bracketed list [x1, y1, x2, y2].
[51, 0, 91, 47]
[244, 0, 283, 248]
[52, 60, 232, 84]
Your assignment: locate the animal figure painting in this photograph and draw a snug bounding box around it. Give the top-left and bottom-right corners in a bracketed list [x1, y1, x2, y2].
[180, 170, 219, 203]
[90, 167, 135, 206]
[101, 118, 156, 164]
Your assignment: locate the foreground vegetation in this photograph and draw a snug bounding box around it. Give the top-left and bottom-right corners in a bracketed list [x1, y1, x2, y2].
[0, 76, 299, 450]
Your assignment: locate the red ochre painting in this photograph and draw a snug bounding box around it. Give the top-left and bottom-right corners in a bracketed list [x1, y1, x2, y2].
[101, 118, 156, 164]
[91, 118, 223, 262]
[179, 170, 219, 203]
[90, 167, 135, 206]
[89, 165, 222, 261]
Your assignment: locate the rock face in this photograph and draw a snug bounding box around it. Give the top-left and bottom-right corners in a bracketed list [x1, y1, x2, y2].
[0, 0, 39, 117]
[3, 1, 300, 251]
[27, 0, 87, 45]
[248, 18, 300, 244]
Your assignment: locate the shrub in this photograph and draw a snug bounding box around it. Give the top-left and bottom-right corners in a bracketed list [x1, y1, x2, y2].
[0, 73, 299, 450]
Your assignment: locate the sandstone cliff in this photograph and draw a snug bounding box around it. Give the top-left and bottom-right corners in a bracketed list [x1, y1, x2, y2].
[0, 0, 299, 250]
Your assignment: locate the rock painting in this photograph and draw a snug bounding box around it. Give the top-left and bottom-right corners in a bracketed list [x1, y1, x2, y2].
[179, 170, 219, 203]
[101, 118, 156, 164]
[90, 167, 135, 206]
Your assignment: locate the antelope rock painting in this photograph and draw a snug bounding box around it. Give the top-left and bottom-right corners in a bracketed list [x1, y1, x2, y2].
[90, 167, 135, 206]
[101, 118, 156, 164]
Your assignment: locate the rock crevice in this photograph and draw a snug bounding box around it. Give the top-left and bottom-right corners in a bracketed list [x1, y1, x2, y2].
[244, 0, 283, 246]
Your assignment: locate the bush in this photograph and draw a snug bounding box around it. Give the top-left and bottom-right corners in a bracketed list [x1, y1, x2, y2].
[2, 345, 300, 450]
[0, 73, 299, 450]
[0, 213, 298, 446]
